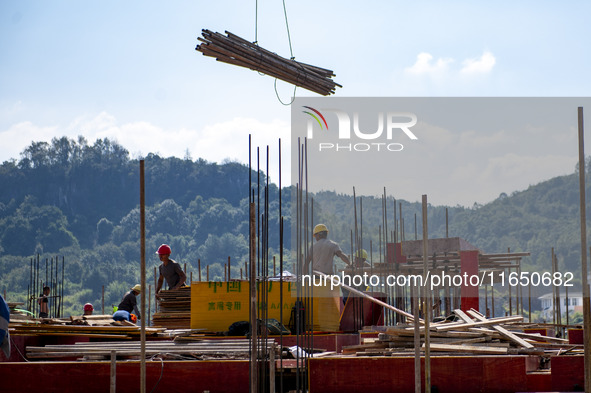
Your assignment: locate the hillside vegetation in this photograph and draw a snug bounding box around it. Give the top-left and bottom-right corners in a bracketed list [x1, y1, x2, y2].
[0, 136, 589, 317]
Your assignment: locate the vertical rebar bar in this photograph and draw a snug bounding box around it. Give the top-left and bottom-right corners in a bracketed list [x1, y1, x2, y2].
[422, 194, 431, 393]
[140, 159, 146, 393]
[61, 256, 64, 317]
[279, 147, 284, 392]
[551, 248, 556, 326]
[28, 258, 32, 311]
[576, 106, 591, 391]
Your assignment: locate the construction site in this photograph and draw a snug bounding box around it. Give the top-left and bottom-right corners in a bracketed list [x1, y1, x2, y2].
[0, 119, 589, 393]
[1, 5, 590, 392]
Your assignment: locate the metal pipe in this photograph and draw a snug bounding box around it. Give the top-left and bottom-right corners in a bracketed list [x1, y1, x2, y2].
[422, 195, 431, 393]
[28, 258, 32, 311]
[551, 248, 556, 326]
[60, 256, 64, 317]
[153, 267, 158, 313]
[110, 350, 116, 393]
[413, 283, 421, 393]
[249, 201, 258, 393]
[139, 159, 146, 393]
[279, 138, 285, 393]
[576, 106, 591, 391]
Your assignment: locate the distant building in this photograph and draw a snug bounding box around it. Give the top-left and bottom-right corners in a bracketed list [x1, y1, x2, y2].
[538, 292, 583, 319]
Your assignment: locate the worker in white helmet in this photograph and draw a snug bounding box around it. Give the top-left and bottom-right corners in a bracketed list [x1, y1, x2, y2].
[304, 224, 350, 275]
[113, 284, 141, 323]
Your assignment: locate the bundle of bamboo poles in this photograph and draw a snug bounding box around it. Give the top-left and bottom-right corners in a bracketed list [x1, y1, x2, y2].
[195, 29, 341, 96]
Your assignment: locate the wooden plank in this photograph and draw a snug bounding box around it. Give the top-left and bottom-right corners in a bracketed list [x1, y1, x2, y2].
[342, 343, 388, 355]
[82, 314, 116, 320]
[430, 337, 489, 345]
[12, 332, 130, 339]
[10, 324, 160, 332]
[386, 327, 487, 339]
[426, 343, 508, 354]
[433, 315, 523, 332]
[26, 341, 278, 359]
[453, 309, 475, 325]
[513, 331, 569, 343]
[313, 270, 420, 322]
[466, 309, 533, 349]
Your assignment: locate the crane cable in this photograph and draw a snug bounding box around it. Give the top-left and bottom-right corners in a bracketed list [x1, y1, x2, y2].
[255, 0, 297, 105]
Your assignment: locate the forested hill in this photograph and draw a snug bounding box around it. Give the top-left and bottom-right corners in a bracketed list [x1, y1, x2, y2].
[0, 137, 285, 314]
[0, 136, 281, 253]
[0, 136, 590, 317]
[310, 170, 589, 285]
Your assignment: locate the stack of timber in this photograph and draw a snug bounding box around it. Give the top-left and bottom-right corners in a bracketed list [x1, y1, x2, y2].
[9, 322, 164, 340]
[68, 314, 121, 326]
[196, 29, 341, 96]
[8, 313, 117, 326]
[152, 286, 191, 329]
[26, 338, 278, 361]
[7, 302, 37, 323]
[343, 309, 581, 357]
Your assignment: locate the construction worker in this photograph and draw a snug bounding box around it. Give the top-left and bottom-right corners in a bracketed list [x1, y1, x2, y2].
[343, 249, 370, 304]
[155, 244, 186, 298]
[113, 284, 141, 323]
[1, 294, 10, 358]
[37, 286, 50, 318]
[353, 249, 370, 268]
[304, 224, 350, 275]
[83, 303, 94, 316]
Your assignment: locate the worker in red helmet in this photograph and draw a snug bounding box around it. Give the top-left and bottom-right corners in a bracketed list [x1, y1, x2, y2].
[155, 244, 186, 299]
[83, 303, 94, 316]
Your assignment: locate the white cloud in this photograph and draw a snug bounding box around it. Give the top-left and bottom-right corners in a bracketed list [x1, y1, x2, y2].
[0, 121, 59, 163]
[483, 153, 573, 181]
[197, 117, 291, 184]
[404, 51, 496, 79]
[0, 113, 291, 185]
[404, 52, 453, 75]
[0, 100, 25, 118]
[72, 113, 291, 184]
[457, 129, 508, 149]
[460, 51, 496, 74]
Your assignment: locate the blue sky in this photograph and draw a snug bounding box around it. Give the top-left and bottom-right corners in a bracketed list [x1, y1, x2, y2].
[1, 1, 591, 205]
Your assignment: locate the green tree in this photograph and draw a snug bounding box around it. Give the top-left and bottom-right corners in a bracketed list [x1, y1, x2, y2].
[96, 218, 114, 245]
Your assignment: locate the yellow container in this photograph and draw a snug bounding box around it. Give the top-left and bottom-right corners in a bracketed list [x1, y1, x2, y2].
[190, 281, 341, 332]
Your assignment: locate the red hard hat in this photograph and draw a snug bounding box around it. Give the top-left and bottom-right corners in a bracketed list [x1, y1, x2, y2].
[84, 303, 94, 311]
[130, 314, 137, 323]
[156, 244, 172, 255]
